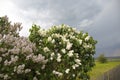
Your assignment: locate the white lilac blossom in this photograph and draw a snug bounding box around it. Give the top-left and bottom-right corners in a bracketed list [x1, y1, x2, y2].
[75, 53, 79, 58]
[61, 49, 66, 54]
[2, 52, 9, 57]
[33, 77, 38, 80]
[73, 28, 76, 31]
[22, 46, 33, 53]
[83, 43, 92, 49]
[9, 48, 20, 54]
[16, 64, 25, 74]
[25, 69, 31, 73]
[26, 53, 34, 60]
[41, 65, 46, 69]
[79, 39, 82, 45]
[70, 35, 75, 39]
[75, 59, 81, 65]
[57, 58, 61, 62]
[57, 53, 61, 58]
[57, 53, 62, 62]
[32, 54, 47, 64]
[52, 70, 63, 77]
[50, 52, 55, 60]
[72, 74, 75, 77]
[50, 57, 53, 60]
[17, 64, 25, 70]
[4, 60, 10, 66]
[65, 69, 70, 74]
[51, 39, 55, 43]
[72, 64, 79, 70]
[85, 36, 91, 41]
[43, 47, 50, 52]
[38, 29, 46, 36]
[67, 50, 74, 57]
[36, 71, 41, 75]
[82, 33, 86, 36]
[66, 42, 73, 50]
[3, 74, 9, 80]
[74, 64, 79, 67]
[47, 36, 52, 42]
[72, 65, 76, 69]
[62, 36, 68, 42]
[51, 52, 55, 57]
[11, 55, 19, 62]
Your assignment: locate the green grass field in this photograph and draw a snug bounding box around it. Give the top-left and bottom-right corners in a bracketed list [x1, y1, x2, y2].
[89, 61, 120, 80]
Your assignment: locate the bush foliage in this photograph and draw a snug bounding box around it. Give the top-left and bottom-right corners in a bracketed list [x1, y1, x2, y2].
[0, 16, 97, 80]
[29, 24, 97, 80]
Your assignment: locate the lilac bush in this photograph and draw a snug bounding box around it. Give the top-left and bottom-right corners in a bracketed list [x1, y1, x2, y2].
[0, 16, 47, 80]
[29, 24, 97, 80]
[0, 16, 97, 80]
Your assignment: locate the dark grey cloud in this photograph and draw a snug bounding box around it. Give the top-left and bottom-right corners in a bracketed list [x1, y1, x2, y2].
[12, 0, 102, 27]
[86, 0, 120, 57]
[1, 0, 119, 57]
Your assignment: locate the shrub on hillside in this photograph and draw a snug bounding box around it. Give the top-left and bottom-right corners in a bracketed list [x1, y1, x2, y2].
[97, 54, 107, 63]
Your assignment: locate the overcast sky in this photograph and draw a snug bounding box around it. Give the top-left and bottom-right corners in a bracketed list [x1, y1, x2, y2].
[0, 0, 120, 57]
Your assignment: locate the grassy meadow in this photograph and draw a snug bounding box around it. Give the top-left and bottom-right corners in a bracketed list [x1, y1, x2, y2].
[89, 61, 120, 80]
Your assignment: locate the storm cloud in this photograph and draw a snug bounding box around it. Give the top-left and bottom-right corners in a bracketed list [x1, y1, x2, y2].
[0, 0, 120, 56]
